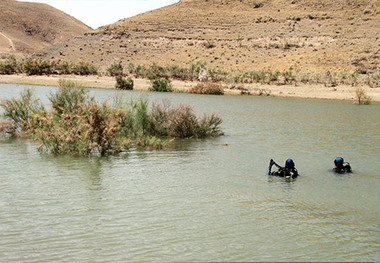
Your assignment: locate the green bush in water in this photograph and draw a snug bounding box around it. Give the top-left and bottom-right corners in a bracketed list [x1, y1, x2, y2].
[149, 78, 173, 92]
[0, 89, 44, 136]
[115, 76, 133, 90]
[0, 88, 223, 156]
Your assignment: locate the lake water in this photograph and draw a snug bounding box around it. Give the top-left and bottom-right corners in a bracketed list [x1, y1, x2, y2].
[0, 83, 379, 262]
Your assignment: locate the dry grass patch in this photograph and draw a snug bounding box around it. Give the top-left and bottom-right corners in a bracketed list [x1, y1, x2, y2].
[188, 82, 224, 95]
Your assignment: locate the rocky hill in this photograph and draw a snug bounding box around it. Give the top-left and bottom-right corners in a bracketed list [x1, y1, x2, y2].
[0, 0, 91, 57]
[31, 0, 380, 74]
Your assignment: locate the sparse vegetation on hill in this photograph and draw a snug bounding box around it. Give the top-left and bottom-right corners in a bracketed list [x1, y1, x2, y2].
[107, 60, 124, 76]
[1, 57, 379, 89]
[28, 0, 380, 78]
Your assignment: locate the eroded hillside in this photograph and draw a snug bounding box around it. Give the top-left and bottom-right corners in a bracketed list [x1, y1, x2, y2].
[0, 0, 91, 57]
[31, 0, 380, 73]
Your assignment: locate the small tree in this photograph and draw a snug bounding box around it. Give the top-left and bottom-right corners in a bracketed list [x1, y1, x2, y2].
[107, 60, 124, 76]
[115, 76, 133, 90]
[355, 87, 372, 105]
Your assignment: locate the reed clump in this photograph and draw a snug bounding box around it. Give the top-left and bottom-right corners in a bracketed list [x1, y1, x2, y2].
[0, 85, 223, 156]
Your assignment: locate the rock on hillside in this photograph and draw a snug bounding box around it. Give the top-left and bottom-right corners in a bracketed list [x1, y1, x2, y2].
[31, 0, 380, 73]
[0, 0, 91, 57]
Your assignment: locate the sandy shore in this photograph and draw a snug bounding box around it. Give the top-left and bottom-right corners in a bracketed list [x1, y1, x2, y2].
[1, 74, 379, 102]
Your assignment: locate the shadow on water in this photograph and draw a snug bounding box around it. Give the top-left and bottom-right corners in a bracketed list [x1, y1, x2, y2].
[40, 154, 106, 191]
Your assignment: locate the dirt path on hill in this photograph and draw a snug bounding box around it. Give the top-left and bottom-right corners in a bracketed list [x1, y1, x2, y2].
[0, 32, 16, 52]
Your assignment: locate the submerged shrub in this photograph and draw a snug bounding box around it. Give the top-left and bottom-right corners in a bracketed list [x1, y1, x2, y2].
[355, 87, 372, 105]
[51, 81, 87, 115]
[1, 88, 224, 156]
[188, 82, 224, 95]
[149, 100, 223, 138]
[34, 100, 129, 156]
[149, 78, 173, 92]
[0, 120, 13, 137]
[0, 89, 44, 136]
[115, 76, 133, 90]
[117, 98, 151, 138]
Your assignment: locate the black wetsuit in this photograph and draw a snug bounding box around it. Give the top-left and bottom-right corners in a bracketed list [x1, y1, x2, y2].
[270, 167, 298, 178]
[268, 160, 299, 179]
[333, 163, 352, 173]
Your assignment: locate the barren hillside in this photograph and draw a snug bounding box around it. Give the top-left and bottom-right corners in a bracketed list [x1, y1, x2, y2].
[0, 0, 91, 57]
[32, 0, 380, 73]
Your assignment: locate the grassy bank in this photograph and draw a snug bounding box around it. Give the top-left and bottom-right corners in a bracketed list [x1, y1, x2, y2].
[1, 57, 379, 88]
[1, 57, 379, 102]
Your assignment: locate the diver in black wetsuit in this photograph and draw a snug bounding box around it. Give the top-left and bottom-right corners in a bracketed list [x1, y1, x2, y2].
[267, 159, 299, 179]
[333, 157, 352, 173]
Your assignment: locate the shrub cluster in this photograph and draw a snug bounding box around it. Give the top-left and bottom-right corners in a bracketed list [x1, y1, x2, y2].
[107, 60, 124, 76]
[0, 57, 98, 75]
[149, 78, 173, 92]
[0, 84, 223, 155]
[149, 100, 223, 138]
[127, 62, 380, 88]
[127, 61, 206, 81]
[188, 82, 224, 95]
[0, 56, 18, 74]
[202, 41, 216, 49]
[2, 56, 378, 89]
[115, 76, 134, 90]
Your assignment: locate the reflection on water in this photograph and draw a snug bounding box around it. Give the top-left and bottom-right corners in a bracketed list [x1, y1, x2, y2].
[0, 84, 379, 262]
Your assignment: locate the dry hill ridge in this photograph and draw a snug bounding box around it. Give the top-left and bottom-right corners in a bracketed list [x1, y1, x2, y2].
[32, 0, 380, 74]
[0, 0, 91, 57]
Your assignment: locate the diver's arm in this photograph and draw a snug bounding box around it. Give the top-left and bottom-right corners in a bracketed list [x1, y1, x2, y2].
[272, 161, 282, 169]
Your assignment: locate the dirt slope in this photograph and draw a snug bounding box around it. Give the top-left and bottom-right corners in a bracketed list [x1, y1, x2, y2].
[31, 0, 380, 73]
[0, 0, 91, 57]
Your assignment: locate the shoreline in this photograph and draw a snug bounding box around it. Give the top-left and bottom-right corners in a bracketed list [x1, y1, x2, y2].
[1, 74, 379, 102]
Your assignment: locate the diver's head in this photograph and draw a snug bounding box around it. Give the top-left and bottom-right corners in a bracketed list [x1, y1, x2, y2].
[334, 157, 344, 167]
[285, 159, 295, 169]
